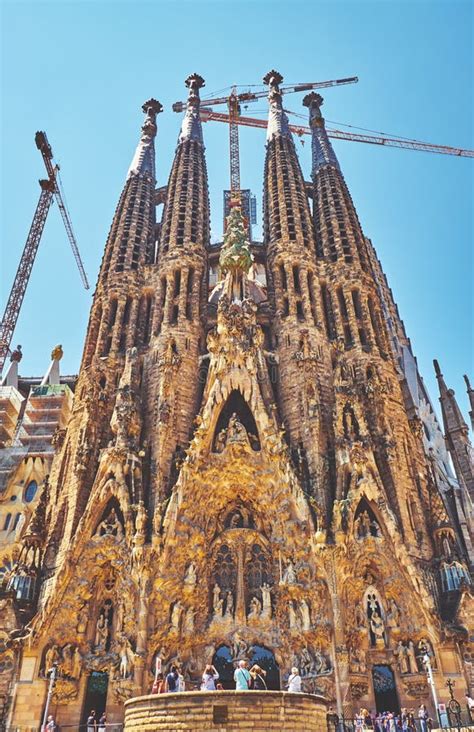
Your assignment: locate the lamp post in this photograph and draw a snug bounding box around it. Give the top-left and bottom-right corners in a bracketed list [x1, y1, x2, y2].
[41, 664, 57, 731]
[423, 652, 441, 728]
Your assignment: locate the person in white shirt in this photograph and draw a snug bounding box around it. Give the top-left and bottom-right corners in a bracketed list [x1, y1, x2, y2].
[287, 666, 302, 692]
[201, 664, 219, 691]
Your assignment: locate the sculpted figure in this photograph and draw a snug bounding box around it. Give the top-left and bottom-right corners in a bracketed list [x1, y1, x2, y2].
[387, 598, 401, 628]
[282, 559, 297, 585]
[184, 563, 197, 587]
[212, 584, 222, 615]
[300, 647, 313, 677]
[184, 607, 195, 634]
[225, 590, 234, 617]
[299, 599, 311, 631]
[171, 601, 184, 633]
[118, 636, 135, 679]
[226, 413, 248, 444]
[370, 611, 386, 647]
[61, 644, 74, 677]
[97, 508, 122, 538]
[396, 640, 409, 674]
[407, 640, 418, 674]
[44, 645, 61, 675]
[77, 604, 89, 635]
[248, 596, 262, 619]
[261, 583, 272, 618]
[231, 633, 248, 660]
[94, 613, 109, 652]
[215, 429, 227, 453]
[72, 647, 82, 680]
[288, 600, 299, 630]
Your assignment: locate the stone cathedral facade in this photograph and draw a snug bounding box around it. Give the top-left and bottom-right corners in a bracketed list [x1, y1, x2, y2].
[1, 71, 474, 728]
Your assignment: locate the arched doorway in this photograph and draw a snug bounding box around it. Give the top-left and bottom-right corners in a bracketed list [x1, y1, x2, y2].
[212, 644, 280, 690]
[212, 645, 234, 689]
[372, 664, 399, 714]
[81, 671, 109, 725]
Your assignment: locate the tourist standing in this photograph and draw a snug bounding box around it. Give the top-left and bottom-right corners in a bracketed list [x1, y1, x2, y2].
[177, 671, 185, 692]
[234, 660, 251, 690]
[87, 710, 96, 732]
[45, 715, 56, 731]
[152, 672, 166, 694]
[418, 704, 429, 732]
[466, 694, 474, 721]
[249, 664, 267, 690]
[98, 712, 106, 732]
[166, 665, 179, 693]
[201, 664, 219, 691]
[287, 666, 302, 693]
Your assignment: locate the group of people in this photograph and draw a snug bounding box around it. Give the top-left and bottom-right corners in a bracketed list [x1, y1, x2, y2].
[150, 660, 303, 694]
[86, 710, 107, 731]
[353, 704, 431, 731]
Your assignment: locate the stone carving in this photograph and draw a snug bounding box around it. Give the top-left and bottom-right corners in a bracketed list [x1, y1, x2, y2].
[94, 610, 110, 653]
[403, 679, 429, 698]
[171, 601, 184, 633]
[117, 636, 135, 680]
[110, 347, 141, 449]
[42, 644, 82, 680]
[369, 610, 386, 648]
[386, 598, 401, 628]
[396, 640, 418, 674]
[281, 559, 297, 585]
[296, 646, 331, 678]
[248, 596, 262, 619]
[417, 638, 436, 669]
[96, 508, 123, 538]
[299, 599, 312, 631]
[52, 678, 79, 704]
[349, 647, 366, 674]
[261, 583, 272, 619]
[350, 681, 369, 700]
[224, 590, 234, 618]
[212, 584, 224, 619]
[184, 563, 197, 587]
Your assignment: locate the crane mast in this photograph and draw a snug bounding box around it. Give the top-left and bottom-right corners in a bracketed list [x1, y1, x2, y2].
[0, 132, 89, 374]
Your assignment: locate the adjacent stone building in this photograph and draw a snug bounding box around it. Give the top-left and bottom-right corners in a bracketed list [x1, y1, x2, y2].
[1, 71, 473, 729]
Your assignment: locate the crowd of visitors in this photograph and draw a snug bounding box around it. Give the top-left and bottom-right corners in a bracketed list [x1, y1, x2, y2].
[352, 704, 431, 730]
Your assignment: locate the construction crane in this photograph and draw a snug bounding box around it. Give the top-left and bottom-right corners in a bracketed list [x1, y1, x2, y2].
[173, 76, 359, 210]
[0, 132, 89, 374]
[199, 108, 474, 158]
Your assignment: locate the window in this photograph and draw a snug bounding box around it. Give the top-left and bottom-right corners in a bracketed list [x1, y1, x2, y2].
[3, 513, 11, 531]
[13, 513, 21, 530]
[25, 480, 38, 503]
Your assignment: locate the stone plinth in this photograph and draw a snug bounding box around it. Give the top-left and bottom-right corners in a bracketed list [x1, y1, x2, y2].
[124, 690, 328, 731]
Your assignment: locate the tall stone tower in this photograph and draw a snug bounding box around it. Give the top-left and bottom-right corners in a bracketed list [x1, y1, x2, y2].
[3, 72, 473, 729]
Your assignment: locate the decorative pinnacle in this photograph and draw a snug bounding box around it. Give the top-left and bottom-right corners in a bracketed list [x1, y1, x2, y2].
[433, 359, 442, 377]
[263, 70, 284, 89]
[142, 98, 163, 116]
[303, 92, 324, 110]
[185, 73, 205, 94]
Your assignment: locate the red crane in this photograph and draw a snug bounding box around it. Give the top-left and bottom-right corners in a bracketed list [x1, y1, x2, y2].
[0, 132, 89, 374]
[173, 76, 359, 208]
[199, 108, 474, 158]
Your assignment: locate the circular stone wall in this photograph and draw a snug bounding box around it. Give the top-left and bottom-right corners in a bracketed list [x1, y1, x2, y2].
[124, 690, 328, 731]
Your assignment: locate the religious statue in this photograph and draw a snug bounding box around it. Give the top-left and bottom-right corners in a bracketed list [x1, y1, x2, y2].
[226, 413, 248, 445]
[313, 648, 329, 675]
[355, 511, 371, 539]
[407, 640, 418, 674]
[387, 598, 401, 628]
[299, 647, 313, 677]
[288, 600, 299, 630]
[214, 429, 227, 453]
[417, 638, 436, 669]
[350, 648, 367, 674]
[184, 607, 195, 634]
[261, 583, 272, 619]
[370, 611, 386, 648]
[231, 632, 249, 661]
[76, 603, 89, 635]
[118, 636, 135, 680]
[171, 601, 184, 633]
[97, 508, 122, 538]
[224, 590, 234, 617]
[282, 559, 297, 585]
[212, 583, 223, 617]
[396, 640, 409, 674]
[135, 502, 147, 535]
[94, 613, 109, 652]
[72, 647, 82, 680]
[44, 645, 61, 676]
[299, 599, 312, 631]
[60, 644, 74, 677]
[184, 563, 197, 587]
[248, 596, 262, 619]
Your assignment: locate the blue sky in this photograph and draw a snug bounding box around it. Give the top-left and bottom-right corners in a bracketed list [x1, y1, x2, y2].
[1, 0, 472, 421]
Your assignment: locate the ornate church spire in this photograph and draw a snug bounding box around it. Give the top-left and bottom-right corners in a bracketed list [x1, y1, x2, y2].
[303, 92, 367, 268]
[159, 74, 210, 255]
[464, 374, 474, 432]
[127, 98, 163, 179]
[434, 360, 474, 500]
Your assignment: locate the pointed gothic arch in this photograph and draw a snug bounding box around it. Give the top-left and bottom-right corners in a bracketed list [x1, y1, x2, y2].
[212, 389, 260, 451]
[93, 497, 125, 539]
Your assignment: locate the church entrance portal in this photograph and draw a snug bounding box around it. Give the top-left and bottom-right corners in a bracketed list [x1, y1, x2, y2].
[81, 671, 109, 724]
[212, 644, 280, 690]
[372, 664, 400, 714]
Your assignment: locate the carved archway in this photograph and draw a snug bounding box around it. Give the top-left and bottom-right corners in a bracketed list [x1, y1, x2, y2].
[212, 390, 260, 451]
